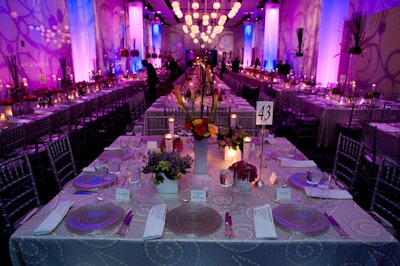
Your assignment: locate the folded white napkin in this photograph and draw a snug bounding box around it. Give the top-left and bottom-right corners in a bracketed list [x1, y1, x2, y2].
[54, 103, 70, 108]
[34, 110, 53, 115]
[143, 204, 167, 240]
[33, 201, 72, 235]
[253, 204, 277, 239]
[279, 158, 317, 168]
[7, 117, 32, 124]
[104, 146, 121, 151]
[304, 187, 353, 199]
[82, 166, 95, 172]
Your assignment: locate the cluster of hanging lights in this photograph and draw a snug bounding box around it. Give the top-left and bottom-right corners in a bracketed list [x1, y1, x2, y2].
[171, 1, 242, 48]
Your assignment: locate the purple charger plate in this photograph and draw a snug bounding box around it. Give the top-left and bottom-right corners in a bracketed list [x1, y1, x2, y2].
[272, 203, 329, 236]
[65, 203, 124, 234]
[73, 173, 115, 191]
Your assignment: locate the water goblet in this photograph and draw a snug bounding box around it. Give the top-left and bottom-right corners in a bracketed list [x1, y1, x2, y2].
[126, 160, 142, 209]
[220, 169, 234, 210]
[306, 168, 323, 204]
[125, 124, 133, 136]
[106, 158, 121, 181]
[134, 124, 143, 137]
[94, 160, 106, 181]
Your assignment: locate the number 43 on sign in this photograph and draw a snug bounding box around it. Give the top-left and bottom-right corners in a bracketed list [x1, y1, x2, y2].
[256, 101, 274, 125]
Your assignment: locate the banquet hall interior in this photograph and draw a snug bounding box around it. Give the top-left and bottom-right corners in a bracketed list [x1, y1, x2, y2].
[1, 0, 400, 265]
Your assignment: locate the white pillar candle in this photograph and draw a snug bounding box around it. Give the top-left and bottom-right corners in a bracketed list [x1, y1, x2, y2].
[165, 133, 173, 152]
[230, 113, 237, 128]
[168, 117, 174, 135]
[243, 136, 252, 162]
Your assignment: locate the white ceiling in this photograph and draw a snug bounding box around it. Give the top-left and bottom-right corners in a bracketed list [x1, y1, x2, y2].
[139, 0, 269, 28]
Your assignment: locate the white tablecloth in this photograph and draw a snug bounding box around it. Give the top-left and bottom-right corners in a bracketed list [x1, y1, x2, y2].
[9, 136, 400, 265]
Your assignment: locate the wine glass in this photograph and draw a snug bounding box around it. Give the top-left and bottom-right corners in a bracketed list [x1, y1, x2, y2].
[126, 160, 142, 209]
[234, 170, 250, 210]
[106, 158, 121, 181]
[134, 124, 143, 137]
[125, 124, 133, 136]
[220, 169, 234, 210]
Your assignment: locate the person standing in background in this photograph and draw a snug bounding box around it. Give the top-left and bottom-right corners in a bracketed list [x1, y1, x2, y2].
[283, 60, 291, 76]
[232, 57, 240, 73]
[142, 59, 159, 105]
[220, 57, 227, 79]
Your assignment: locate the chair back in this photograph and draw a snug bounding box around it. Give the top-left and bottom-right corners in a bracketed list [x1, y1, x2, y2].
[213, 106, 231, 128]
[0, 153, 40, 235]
[370, 158, 400, 231]
[361, 123, 379, 165]
[45, 134, 77, 191]
[0, 125, 26, 160]
[347, 104, 373, 130]
[73, 102, 86, 130]
[333, 133, 364, 192]
[57, 108, 71, 136]
[144, 115, 169, 135]
[164, 106, 187, 127]
[380, 103, 400, 123]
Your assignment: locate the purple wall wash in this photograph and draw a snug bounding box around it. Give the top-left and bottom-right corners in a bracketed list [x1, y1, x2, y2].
[0, 0, 72, 90]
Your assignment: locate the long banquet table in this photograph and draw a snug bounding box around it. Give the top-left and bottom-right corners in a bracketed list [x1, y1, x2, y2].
[9, 135, 400, 265]
[298, 96, 383, 147]
[144, 78, 257, 134]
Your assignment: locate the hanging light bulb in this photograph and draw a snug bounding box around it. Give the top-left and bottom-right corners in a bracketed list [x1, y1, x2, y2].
[213, 1, 221, 10]
[171, 1, 179, 9]
[193, 12, 199, 19]
[192, 2, 199, 10]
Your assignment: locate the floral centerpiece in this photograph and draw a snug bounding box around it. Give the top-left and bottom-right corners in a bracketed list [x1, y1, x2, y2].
[364, 91, 380, 99]
[142, 150, 192, 185]
[331, 87, 342, 95]
[172, 63, 219, 175]
[171, 65, 219, 140]
[217, 126, 249, 152]
[120, 48, 129, 57]
[22, 94, 38, 102]
[0, 99, 16, 106]
[229, 160, 258, 192]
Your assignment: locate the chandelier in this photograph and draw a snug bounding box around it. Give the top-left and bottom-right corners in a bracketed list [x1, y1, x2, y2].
[171, 0, 242, 48]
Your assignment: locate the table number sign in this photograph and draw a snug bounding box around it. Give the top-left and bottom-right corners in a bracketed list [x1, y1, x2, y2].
[256, 101, 274, 125]
[191, 190, 207, 202]
[115, 188, 131, 201]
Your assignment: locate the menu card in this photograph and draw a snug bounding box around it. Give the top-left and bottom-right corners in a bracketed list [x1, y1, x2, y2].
[143, 204, 167, 240]
[253, 204, 277, 239]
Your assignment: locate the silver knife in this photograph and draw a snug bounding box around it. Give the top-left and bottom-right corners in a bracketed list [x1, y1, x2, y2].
[324, 212, 350, 238]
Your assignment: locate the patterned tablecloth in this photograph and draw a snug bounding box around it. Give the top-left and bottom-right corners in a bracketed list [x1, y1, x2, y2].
[9, 136, 400, 265]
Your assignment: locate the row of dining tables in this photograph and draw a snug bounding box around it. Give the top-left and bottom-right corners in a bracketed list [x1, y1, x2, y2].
[0, 80, 144, 156]
[9, 134, 400, 265]
[223, 71, 400, 154]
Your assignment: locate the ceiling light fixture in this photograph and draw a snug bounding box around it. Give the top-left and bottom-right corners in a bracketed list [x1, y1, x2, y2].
[171, 0, 242, 48]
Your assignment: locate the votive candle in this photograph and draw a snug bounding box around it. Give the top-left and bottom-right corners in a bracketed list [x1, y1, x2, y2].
[165, 133, 173, 152]
[168, 117, 174, 135]
[243, 136, 252, 161]
[230, 113, 237, 128]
